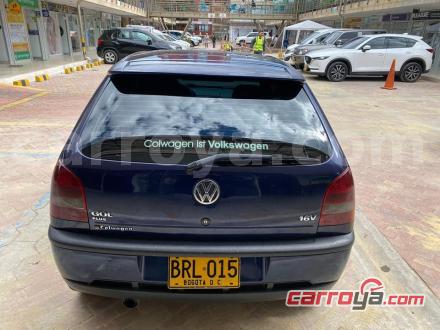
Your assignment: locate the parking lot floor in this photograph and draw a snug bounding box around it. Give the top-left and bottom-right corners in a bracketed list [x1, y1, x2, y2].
[0, 65, 439, 329]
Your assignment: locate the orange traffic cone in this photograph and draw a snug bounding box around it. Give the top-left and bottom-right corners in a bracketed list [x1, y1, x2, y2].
[382, 59, 397, 90]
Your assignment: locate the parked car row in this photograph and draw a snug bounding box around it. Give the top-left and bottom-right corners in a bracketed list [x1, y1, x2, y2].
[286, 29, 434, 82]
[97, 26, 202, 64]
[235, 31, 271, 46]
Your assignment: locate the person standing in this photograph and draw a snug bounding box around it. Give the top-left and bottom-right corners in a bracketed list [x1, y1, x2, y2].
[212, 34, 217, 48]
[251, 31, 266, 55]
[203, 33, 210, 48]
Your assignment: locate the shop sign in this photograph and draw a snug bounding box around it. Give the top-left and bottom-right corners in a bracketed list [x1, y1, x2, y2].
[345, 17, 362, 28]
[41, 1, 78, 14]
[17, 0, 38, 9]
[382, 13, 410, 22]
[6, 0, 31, 61]
[35, 9, 49, 17]
[412, 10, 440, 21]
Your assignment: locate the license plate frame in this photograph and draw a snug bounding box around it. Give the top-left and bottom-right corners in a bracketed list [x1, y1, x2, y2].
[168, 256, 240, 289]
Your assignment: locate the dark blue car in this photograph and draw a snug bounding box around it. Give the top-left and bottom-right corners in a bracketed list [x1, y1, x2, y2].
[49, 50, 355, 301]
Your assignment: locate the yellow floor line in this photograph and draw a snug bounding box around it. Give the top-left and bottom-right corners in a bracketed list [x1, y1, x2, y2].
[0, 148, 60, 153]
[0, 121, 70, 128]
[0, 82, 47, 92]
[0, 91, 49, 111]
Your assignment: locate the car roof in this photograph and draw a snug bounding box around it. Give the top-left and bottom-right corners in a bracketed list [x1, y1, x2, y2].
[110, 50, 305, 81]
[363, 33, 422, 39]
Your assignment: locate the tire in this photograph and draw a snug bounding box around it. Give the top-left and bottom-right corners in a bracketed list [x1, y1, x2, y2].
[190, 41, 195, 47]
[399, 62, 422, 83]
[326, 61, 348, 82]
[103, 49, 118, 64]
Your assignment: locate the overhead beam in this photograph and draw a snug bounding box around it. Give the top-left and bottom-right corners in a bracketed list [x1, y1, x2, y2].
[159, 17, 167, 30]
[182, 18, 192, 34]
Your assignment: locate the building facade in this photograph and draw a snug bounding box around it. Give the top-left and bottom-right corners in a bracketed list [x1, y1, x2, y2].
[0, 0, 147, 67]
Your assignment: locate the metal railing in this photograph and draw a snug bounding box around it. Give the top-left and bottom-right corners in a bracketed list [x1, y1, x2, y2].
[150, 0, 297, 17]
[296, 0, 367, 14]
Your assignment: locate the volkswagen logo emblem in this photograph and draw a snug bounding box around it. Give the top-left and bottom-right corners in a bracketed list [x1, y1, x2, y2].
[193, 179, 220, 205]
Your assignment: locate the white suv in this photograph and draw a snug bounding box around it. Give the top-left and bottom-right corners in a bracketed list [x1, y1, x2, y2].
[305, 34, 434, 82]
[235, 32, 270, 46]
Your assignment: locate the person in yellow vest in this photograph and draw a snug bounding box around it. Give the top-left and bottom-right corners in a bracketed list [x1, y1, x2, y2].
[251, 31, 266, 55]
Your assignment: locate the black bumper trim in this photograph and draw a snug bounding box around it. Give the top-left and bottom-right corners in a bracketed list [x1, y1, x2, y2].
[49, 226, 354, 257]
[66, 279, 336, 301]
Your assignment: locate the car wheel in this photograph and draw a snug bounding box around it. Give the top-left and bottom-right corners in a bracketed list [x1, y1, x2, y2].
[399, 62, 422, 83]
[103, 49, 118, 64]
[326, 61, 348, 82]
[190, 41, 195, 47]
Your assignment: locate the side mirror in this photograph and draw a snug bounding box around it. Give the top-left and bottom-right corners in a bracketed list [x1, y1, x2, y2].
[362, 45, 371, 52]
[335, 40, 343, 47]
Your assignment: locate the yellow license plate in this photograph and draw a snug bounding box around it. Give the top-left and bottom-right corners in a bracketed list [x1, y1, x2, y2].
[168, 257, 240, 289]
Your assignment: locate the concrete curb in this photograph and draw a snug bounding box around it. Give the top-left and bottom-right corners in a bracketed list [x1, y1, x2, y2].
[12, 79, 30, 86]
[35, 74, 49, 82]
[0, 58, 103, 85]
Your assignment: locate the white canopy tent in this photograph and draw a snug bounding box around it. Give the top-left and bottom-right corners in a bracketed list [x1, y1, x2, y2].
[281, 20, 330, 49]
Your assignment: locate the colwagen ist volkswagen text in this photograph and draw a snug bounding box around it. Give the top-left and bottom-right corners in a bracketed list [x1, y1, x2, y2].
[49, 50, 355, 301]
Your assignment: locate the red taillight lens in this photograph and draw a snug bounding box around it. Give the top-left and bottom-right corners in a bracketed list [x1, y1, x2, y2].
[319, 168, 355, 226]
[97, 38, 103, 47]
[50, 161, 88, 222]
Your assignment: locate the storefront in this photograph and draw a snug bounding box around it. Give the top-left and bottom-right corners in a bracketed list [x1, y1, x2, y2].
[0, 0, 39, 65]
[101, 12, 121, 30]
[83, 9, 101, 48]
[41, 2, 81, 56]
[0, 4, 10, 63]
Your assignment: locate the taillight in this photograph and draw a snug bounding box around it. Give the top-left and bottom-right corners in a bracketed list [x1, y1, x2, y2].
[319, 168, 355, 226]
[50, 161, 88, 222]
[426, 48, 434, 53]
[97, 38, 103, 47]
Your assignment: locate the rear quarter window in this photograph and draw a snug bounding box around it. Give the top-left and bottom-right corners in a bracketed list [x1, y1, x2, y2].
[79, 75, 332, 164]
[387, 37, 416, 48]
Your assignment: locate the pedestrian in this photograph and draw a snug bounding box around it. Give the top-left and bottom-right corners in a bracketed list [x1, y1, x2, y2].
[251, 31, 266, 55]
[203, 33, 209, 48]
[212, 34, 216, 48]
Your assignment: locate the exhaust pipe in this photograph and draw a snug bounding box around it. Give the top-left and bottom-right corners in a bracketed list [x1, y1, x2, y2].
[123, 298, 139, 308]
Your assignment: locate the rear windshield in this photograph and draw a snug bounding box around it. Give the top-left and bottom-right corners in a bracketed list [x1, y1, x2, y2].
[79, 74, 332, 164]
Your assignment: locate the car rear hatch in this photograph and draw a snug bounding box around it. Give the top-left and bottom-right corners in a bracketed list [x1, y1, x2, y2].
[54, 73, 353, 237]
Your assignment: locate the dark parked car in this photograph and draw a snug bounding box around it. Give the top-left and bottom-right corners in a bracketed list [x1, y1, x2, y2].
[97, 27, 181, 64]
[49, 50, 355, 301]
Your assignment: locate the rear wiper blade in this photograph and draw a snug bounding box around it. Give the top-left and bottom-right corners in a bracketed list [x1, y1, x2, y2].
[186, 153, 320, 175]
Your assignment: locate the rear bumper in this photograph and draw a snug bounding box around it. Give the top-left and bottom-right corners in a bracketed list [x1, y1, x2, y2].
[66, 279, 337, 302]
[49, 226, 354, 300]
